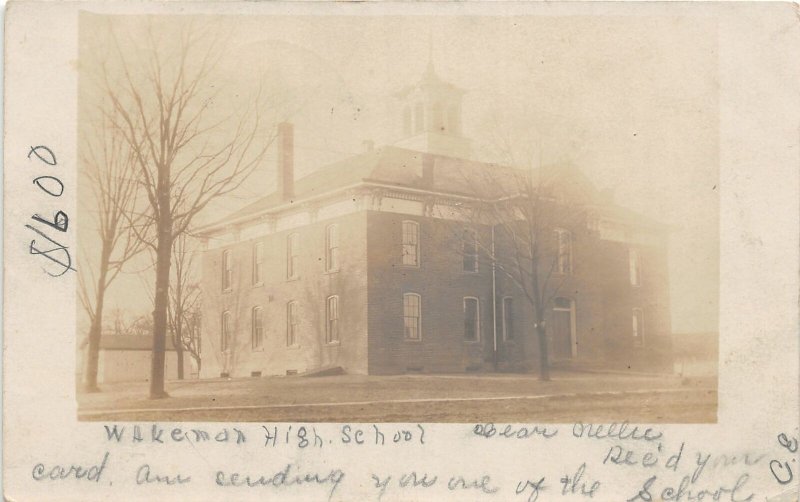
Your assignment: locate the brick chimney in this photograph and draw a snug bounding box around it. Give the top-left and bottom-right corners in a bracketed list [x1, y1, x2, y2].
[277, 122, 294, 200]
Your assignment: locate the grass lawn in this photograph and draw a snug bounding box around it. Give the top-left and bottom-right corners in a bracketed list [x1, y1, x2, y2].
[77, 370, 717, 423]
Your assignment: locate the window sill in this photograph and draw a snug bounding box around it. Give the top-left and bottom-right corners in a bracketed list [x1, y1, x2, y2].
[324, 268, 341, 275]
[403, 338, 423, 343]
[325, 341, 341, 347]
[252, 282, 265, 289]
[397, 263, 420, 269]
[464, 339, 481, 344]
[286, 276, 301, 282]
[286, 344, 301, 350]
[252, 347, 264, 352]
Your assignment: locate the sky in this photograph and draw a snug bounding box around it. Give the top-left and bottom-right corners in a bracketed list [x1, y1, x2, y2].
[79, 13, 719, 334]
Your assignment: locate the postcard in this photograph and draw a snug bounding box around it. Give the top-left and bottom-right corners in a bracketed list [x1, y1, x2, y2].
[4, 1, 798, 501]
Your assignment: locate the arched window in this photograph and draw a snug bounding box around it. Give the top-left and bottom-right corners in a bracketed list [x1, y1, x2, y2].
[251, 307, 263, 350]
[221, 311, 231, 352]
[403, 293, 421, 341]
[252, 242, 264, 285]
[326, 296, 340, 344]
[402, 220, 419, 266]
[221, 249, 232, 291]
[502, 297, 514, 341]
[287, 233, 299, 279]
[414, 102, 424, 133]
[632, 308, 644, 347]
[286, 301, 299, 346]
[326, 224, 339, 272]
[433, 102, 444, 132]
[462, 228, 479, 272]
[403, 106, 412, 135]
[629, 248, 642, 286]
[463, 297, 480, 342]
[555, 229, 573, 275]
[448, 105, 461, 135]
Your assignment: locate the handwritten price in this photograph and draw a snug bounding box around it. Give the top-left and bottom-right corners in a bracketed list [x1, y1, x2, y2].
[26, 145, 74, 277]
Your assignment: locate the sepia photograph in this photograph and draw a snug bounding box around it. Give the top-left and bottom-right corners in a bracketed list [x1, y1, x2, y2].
[75, 12, 719, 423]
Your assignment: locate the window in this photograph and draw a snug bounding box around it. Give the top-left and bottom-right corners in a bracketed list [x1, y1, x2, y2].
[632, 308, 644, 347]
[402, 220, 419, 266]
[221, 311, 231, 352]
[251, 307, 263, 350]
[403, 107, 412, 135]
[414, 102, 424, 133]
[326, 296, 340, 344]
[463, 228, 479, 272]
[629, 248, 642, 286]
[403, 293, 421, 341]
[464, 297, 480, 342]
[433, 102, 444, 132]
[448, 105, 461, 135]
[556, 229, 573, 275]
[222, 249, 232, 291]
[287, 233, 299, 279]
[326, 224, 339, 272]
[252, 242, 264, 285]
[287, 301, 299, 346]
[502, 297, 514, 340]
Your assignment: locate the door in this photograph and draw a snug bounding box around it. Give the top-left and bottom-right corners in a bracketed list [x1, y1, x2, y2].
[552, 298, 575, 359]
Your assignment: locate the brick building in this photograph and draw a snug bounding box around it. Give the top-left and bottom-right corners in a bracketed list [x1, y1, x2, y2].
[197, 66, 672, 378]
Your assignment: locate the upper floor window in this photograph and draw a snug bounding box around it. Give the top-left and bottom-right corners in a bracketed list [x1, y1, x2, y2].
[464, 297, 480, 342]
[221, 310, 231, 352]
[287, 301, 299, 347]
[448, 105, 461, 135]
[403, 293, 421, 341]
[252, 242, 264, 285]
[251, 306, 263, 350]
[632, 308, 644, 347]
[403, 106, 412, 136]
[326, 295, 340, 344]
[402, 220, 419, 266]
[414, 102, 424, 133]
[222, 249, 233, 291]
[326, 224, 339, 272]
[287, 233, 299, 279]
[629, 248, 642, 287]
[463, 228, 479, 272]
[502, 297, 514, 340]
[433, 102, 444, 132]
[555, 229, 573, 275]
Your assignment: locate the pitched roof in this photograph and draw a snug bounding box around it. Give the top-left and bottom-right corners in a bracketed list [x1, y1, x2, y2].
[200, 145, 666, 234]
[201, 146, 527, 232]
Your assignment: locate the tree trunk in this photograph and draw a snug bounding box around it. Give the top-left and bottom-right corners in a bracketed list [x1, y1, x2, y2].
[536, 321, 550, 381]
[83, 311, 103, 392]
[175, 321, 185, 380]
[83, 249, 111, 393]
[149, 190, 173, 399]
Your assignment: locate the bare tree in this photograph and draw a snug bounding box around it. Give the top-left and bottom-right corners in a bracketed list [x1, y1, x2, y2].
[102, 18, 277, 398]
[78, 118, 147, 392]
[167, 233, 201, 380]
[454, 146, 587, 381]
